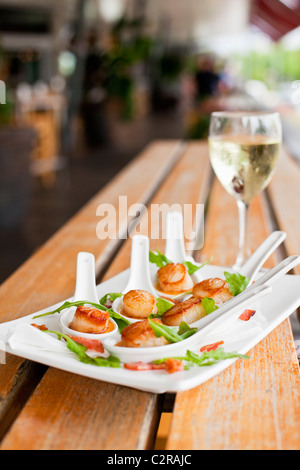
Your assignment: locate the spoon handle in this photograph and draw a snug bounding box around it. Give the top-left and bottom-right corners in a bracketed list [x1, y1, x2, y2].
[73, 252, 99, 303]
[123, 235, 157, 296]
[240, 231, 286, 282]
[191, 283, 272, 331]
[165, 211, 189, 263]
[191, 254, 300, 333]
[247, 255, 300, 289]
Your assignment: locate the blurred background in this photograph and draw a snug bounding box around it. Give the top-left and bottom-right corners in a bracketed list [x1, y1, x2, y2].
[0, 0, 300, 283]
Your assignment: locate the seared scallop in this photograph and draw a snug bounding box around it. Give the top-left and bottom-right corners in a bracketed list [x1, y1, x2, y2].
[122, 289, 158, 319]
[162, 296, 206, 326]
[157, 263, 194, 293]
[69, 305, 110, 334]
[120, 319, 170, 348]
[192, 278, 233, 304]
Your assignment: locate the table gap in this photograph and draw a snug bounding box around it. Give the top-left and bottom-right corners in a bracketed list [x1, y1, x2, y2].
[0, 140, 189, 449]
[0, 361, 47, 442]
[153, 168, 214, 450]
[1, 141, 299, 450]
[264, 188, 290, 261]
[265, 187, 300, 331]
[95, 141, 187, 284]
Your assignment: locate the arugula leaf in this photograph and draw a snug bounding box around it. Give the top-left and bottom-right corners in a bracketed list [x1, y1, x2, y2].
[224, 271, 250, 296]
[107, 308, 130, 331]
[92, 355, 121, 368]
[202, 297, 219, 315]
[153, 348, 249, 369]
[184, 348, 249, 366]
[33, 300, 108, 319]
[149, 297, 175, 318]
[183, 257, 212, 275]
[148, 319, 197, 343]
[56, 331, 90, 362]
[149, 250, 172, 268]
[148, 320, 180, 343]
[44, 330, 121, 368]
[149, 250, 212, 275]
[33, 299, 129, 333]
[177, 321, 198, 339]
[172, 322, 198, 340]
[99, 292, 122, 307]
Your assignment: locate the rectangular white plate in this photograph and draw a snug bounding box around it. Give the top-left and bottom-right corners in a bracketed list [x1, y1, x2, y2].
[0, 264, 300, 394]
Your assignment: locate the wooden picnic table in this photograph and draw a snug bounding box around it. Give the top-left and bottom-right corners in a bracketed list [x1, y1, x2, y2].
[0, 139, 299, 450]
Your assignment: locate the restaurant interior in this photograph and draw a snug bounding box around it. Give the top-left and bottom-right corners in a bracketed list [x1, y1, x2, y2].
[0, 1, 299, 287]
[0, 0, 300, 451]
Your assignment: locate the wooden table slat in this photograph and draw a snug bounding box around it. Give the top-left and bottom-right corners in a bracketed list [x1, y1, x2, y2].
[166, 148, 300, 450]
[0, 141, 299, 450]
[0, 140, 185, 447]
[0, 141, 212, 450]
[267, 149, 300, 274]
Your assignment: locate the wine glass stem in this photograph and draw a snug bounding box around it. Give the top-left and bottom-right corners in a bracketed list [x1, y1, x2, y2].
[234, 200, 250, 270]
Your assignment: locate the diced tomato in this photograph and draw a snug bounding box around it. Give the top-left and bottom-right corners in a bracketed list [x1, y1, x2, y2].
[239, 309, 256, 321]
[124, 361, 154, 371]
[164, 358, 184, 374]
[151, 363, 169, 370]
[200, 341, 224, 352]
[67, 336, 104, 353]
[31, 323, 48, 331]
[124, 359, 184, 374]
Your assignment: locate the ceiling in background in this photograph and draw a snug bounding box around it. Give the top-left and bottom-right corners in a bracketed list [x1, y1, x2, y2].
[136, 0, 250, 43]
[0, 0, 299, 51]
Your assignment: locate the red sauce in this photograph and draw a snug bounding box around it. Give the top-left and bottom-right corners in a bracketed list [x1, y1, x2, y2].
[105, 319, 116, 332]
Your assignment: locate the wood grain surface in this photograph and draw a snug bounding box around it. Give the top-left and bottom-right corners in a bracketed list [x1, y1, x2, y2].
[166, 148, 300, 450]
[0, 141, 299, 450]
[0, 140, 184, 447]
[268, 149, 300, 274]
[0, 141, 211, 450]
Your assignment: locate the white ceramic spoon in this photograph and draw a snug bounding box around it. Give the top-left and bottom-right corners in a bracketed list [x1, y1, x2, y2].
[112, 235, 157, 323]
[60, 252, 118, 339]
[239, 230, 286, 283]
[102, 283, 272, 364]
[72, 251, 100, 304]
[101, 255, 300, 363]
[172, 230, 287, 302]
[189, 254, 300, 332]
[244, 254, 300, 290]
[152, 211, 203, 299]
[164, 211, 193, 263]
[122, 235, 157, 296]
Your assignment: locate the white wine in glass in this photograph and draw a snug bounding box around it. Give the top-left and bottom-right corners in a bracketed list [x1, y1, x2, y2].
[208, 111, 282, 269]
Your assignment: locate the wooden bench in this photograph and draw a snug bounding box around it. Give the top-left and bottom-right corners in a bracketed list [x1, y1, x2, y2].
[0, 140, 299, 450]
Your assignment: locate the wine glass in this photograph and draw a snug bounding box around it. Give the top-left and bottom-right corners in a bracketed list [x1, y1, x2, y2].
[208, 111, 282, 270]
